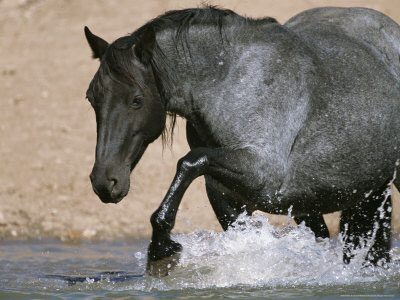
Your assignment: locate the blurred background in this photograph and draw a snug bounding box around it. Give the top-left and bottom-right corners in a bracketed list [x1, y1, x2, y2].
[1, 0, 400, 241]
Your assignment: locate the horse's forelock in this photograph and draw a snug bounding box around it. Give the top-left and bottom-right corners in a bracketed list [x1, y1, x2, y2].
[112, 36, 136, 50]
[104, 41, 144, 89]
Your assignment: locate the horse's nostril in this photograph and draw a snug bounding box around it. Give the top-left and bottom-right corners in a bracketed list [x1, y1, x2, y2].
[110, 178, 118, 192]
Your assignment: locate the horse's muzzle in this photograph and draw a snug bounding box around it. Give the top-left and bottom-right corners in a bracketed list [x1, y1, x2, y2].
[89, 166, 129, 204]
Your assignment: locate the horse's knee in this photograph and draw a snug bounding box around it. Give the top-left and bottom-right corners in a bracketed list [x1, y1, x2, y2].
[176, 157, 192, 173]
[177, 149, 210, 176]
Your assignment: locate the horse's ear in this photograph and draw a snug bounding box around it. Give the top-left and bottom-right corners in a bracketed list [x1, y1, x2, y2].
[134, 27, 155, 64]
[84, 26, 109, 60]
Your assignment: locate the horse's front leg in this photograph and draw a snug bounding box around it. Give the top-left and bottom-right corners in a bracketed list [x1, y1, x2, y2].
[147, 147, 257, 276]
[147, 148, 214, 276]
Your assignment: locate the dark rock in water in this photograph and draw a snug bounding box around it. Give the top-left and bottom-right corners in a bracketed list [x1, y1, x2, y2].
[43, 271, 143, 286]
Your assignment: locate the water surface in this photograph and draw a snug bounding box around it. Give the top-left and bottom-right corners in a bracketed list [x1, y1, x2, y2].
[1, 214, 399, 299]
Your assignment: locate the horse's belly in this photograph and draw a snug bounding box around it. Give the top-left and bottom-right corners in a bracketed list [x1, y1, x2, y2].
[277, 124, 400, 215]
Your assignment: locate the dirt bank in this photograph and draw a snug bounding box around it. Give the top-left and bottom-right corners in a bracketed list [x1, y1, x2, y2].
[1, 0, 400, 241]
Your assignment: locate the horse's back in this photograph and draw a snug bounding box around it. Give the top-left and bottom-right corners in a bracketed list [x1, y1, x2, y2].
[285, 7, 400, 80]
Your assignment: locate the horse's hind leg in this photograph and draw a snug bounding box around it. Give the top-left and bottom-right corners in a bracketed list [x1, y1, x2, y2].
[340, 184, 392, 265]
[294, 214, 329, 239]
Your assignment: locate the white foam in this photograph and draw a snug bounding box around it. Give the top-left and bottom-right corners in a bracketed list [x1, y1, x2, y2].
[131, 213, 400, 291]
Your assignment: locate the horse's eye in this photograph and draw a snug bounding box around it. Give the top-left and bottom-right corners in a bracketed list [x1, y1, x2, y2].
[131, 96, 143, 108]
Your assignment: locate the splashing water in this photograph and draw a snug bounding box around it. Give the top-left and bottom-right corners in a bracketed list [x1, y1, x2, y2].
[132, 213, 400, 292]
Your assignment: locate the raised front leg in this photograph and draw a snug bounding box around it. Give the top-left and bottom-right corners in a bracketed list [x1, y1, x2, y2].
[147, 149, 208, 276]
[147, 147, 263, 276]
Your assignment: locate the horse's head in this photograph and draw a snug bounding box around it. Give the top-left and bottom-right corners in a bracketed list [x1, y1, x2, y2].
[84, 26, 165, 203]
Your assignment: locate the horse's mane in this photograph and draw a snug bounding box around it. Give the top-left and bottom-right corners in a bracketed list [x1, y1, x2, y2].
[132, 5, 276, 42]
[103, 6, 277, 147]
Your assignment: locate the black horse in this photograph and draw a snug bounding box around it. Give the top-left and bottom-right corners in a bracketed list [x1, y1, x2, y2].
[84, 6, 400, 275]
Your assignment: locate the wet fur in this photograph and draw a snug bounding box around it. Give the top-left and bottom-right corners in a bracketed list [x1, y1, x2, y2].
[86, 6, 400, 267]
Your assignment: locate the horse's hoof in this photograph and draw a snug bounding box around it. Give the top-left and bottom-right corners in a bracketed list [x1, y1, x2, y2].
[146, 252, 181, 277]
[146, 239, 182, 277]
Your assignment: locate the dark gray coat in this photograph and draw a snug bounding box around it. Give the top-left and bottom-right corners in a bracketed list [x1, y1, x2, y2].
[85, 6, 400, 271]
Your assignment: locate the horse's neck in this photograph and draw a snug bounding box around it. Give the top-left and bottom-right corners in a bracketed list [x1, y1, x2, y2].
[154, 24, 236, 118]
[152, 21, 313, 165]
[154, 21, 281, 120]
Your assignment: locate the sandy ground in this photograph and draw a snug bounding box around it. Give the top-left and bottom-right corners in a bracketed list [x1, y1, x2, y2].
[1, 0, 400, 241]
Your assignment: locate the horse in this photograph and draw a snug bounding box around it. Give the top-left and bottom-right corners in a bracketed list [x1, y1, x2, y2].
[84, 6, 400, 276]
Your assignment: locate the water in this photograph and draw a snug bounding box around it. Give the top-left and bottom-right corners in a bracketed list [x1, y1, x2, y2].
[1, 214, 400, 299]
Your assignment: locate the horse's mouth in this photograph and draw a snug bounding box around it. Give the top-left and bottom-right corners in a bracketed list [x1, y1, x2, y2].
[100, 194, 125, 204]
[92, 183, 128, 204]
